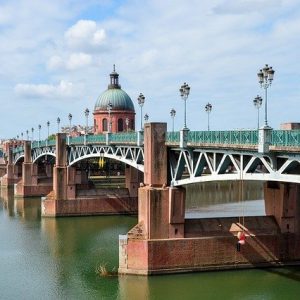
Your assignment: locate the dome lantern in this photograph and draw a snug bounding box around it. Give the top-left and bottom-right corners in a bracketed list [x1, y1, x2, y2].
[108, 64, 121, 89]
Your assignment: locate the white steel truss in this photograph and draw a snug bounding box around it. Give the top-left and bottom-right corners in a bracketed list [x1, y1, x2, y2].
[68, 145, 144, 171]
[169, 148, 300, 186]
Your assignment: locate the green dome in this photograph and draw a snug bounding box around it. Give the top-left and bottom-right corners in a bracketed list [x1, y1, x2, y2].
[94, 88, 135, 111]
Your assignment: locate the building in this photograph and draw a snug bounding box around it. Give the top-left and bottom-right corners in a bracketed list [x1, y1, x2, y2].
[280, 122, 300, 130]
[93, 66, 135, 134]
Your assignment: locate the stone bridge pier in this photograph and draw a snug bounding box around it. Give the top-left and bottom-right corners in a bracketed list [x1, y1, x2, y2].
[1, 147, 21, 187]
[42, 133, 139, 217]
[15, 141, 53, 197]
[119, 123, 300, 275]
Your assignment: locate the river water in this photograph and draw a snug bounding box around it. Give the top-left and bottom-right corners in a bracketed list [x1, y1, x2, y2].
[1, 182, 300, 300]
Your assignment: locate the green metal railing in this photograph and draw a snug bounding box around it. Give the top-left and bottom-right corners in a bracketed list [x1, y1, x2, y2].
[11, 130, 300, 155]
[166, 132, 180, 143]
[166, 130, 259, 145]
[110, 132, 137, 143]
[271, 130, 300, 147]
[186, 130, 259, 145]
[69, 136, 84, 144]
[86, 134, 106, 143]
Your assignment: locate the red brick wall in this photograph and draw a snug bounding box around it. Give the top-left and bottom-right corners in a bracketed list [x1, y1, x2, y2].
[42, 196, 138, 217]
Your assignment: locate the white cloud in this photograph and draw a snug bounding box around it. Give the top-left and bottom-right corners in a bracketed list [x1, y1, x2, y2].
[14, 80, 74, 98]
[47, 55, 64, 70]
[66, 52, 92, 70]
[47, 52, 92, 70]
[64, 19, 106, 50]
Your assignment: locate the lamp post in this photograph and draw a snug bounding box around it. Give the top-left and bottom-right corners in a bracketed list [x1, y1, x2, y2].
[179, 82, 190, 129]
[125, 117, 129, 132]
[68, 113, 72, 136]
[26, 130, 29, 140]
[144, 113, 149, 122]
[137, 93, 145, 130]
[84, 108, 89, 135]
[47, 121, 50, 139]
[31, 127, 34, 141]
[38, 124, 41, 145]
[170, 108, 176, 132]
[21, 132, 23, 140]
[205, 103, 212, 131]
[253, 95, 263, 129]
[257, 64, 275, 127]
[107, 103, 113, 133]
[17, 135, 19, 140]
[57, 117, 60, 133]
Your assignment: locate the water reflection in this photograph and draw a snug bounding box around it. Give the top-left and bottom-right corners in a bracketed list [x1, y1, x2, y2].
[1, 185, 300, 299]
[185, 181, 265, 218]
[15, 198, 41, 220]
[118, 275, 149, 300]
[0, 187, 15, 216]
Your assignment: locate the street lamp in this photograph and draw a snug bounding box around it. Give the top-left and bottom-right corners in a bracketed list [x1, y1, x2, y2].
[21, 132, 23, 140]
[137, 93, 145, 130]
[31, 127, 34, 141]
[84, 108, 89, 135]
[107, 103, 113, 133]
[26, 130, 29, 140]
[144, 113, 149, 122]
[38, 124, 41, 143]
[68, 113, 72, 136]
[125, 117, 129, 132]
[253, 95, 263, 129]
[179, 82, 190, 129]
[170, 108, 176, 132]
[47, 121, 50, 139]
[205, 103, 212, 131]
[57, 117, 60, 133]
[257, 64, 275, 127]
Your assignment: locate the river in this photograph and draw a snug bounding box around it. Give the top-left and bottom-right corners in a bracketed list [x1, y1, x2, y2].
[0, 182, 300, 300]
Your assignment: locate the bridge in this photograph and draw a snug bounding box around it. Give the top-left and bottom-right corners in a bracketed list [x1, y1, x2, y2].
[10, 128, 300, 186]
[1, 124, 300, 275]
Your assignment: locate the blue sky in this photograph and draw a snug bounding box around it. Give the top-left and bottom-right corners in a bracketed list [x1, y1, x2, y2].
[0, 0, 300, 139]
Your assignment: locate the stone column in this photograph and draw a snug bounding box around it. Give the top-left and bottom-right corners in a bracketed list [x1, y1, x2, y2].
[119, 123, 186, 275]
[125, 166, 143, 198]
[264, 181, 300, 234]
[264, 181, 300, 261]
[1, 147, 16, 186]
[66, 166, 76, 199]
[53, 133, 67, 200]
[139, 123, 185, 239]
[22, 141, 35, 186]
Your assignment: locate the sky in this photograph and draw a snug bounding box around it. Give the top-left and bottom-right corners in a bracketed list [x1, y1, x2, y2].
[0, 0, 300, 139]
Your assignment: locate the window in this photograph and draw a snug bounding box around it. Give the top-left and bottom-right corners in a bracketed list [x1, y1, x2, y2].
[118, 118, 124, 132]
[102, 118, 108, 131]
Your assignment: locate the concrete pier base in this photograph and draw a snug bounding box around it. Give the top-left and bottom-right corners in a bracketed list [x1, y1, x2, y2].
[119, 216, 300, 275]
[42, 188, 138, 217]
[15, 183, 53, 198]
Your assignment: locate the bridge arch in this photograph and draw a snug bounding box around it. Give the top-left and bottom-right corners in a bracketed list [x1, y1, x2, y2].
[32, 152, 56, 164]
[68, 152, 144, 172]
